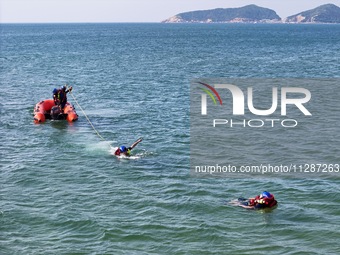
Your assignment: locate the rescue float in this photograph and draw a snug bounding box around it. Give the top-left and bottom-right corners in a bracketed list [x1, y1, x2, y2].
[33, 99, 78, 123]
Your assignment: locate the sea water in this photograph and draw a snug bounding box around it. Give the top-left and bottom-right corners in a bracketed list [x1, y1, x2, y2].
[1, 23, 340, 254]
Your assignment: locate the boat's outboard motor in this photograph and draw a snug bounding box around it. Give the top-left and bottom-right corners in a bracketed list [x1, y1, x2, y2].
[50, 106, 63, 120]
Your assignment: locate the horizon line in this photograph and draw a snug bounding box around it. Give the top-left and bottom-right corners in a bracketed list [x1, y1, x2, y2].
[1, 21, 339, 25]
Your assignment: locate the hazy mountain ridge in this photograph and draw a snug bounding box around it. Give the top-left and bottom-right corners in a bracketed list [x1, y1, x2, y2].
[285, 4, 340, 23]
[163, 5, 281, 23]
[162, 3, 340, 24]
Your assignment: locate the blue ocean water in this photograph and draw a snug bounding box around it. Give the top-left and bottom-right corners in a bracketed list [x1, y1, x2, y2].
[1, 23, 340, 254]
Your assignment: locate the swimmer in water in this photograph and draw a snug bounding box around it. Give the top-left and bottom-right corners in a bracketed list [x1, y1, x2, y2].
[114, 137, 143, 157]
[230, 191, 277, 209]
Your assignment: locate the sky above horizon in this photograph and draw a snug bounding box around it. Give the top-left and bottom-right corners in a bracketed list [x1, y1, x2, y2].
[1, 0, 340, 23]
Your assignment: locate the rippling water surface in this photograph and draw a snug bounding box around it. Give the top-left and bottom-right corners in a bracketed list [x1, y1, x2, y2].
[1, 23, 340, 254]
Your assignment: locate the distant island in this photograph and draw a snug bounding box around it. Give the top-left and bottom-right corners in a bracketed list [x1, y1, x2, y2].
[285, 4, 340, 23]
[162, 3, 340, 24]
[162, 5, 281, 23]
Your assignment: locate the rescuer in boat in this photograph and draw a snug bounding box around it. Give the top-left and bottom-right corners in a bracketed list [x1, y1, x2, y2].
[114, 138, 143, 157]
[58, 85, 73, 110]
[53, 88, 60, 106]
[235, 191, 277, 209]
[53, 86, 72, 109]
[51, 86, 73, 120]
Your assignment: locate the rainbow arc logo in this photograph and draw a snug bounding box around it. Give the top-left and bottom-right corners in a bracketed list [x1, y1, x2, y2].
[198, 82, 223, 106]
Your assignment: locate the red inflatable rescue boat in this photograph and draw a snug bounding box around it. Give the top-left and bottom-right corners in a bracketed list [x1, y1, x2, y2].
[33, 99, 78, 123]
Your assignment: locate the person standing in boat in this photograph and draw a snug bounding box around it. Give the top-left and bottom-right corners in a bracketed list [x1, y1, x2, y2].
[55, 85, 72, 110]
[52, 88, 60, 106]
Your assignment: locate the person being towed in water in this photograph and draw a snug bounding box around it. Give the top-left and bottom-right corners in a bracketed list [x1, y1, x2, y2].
[233, 191, 277, 209]
[114, 137, 143, 157]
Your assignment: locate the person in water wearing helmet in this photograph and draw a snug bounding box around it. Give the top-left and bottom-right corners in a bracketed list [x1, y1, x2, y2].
[114, 137, 143, 157]
[235, 191, 277, 209]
